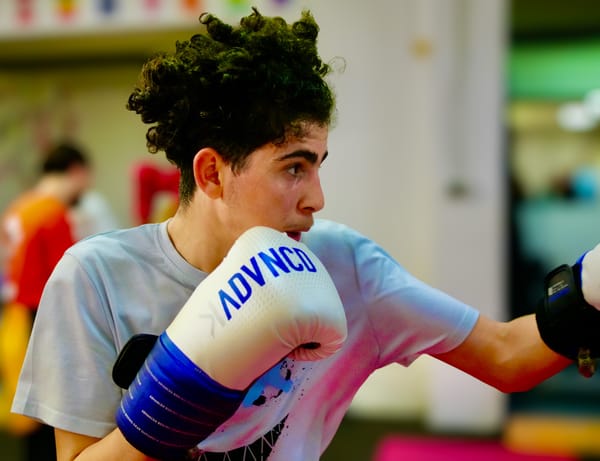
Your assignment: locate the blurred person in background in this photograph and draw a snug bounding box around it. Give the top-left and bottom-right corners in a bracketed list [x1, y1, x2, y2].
[0, 141, 92, 461]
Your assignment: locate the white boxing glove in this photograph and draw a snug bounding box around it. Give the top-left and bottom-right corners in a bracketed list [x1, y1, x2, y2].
[580, 243, 600, 309]
[167, 225, 347, 389]
[116, 226, 347, 459]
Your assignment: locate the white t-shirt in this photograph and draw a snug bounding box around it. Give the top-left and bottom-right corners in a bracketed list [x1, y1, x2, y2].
[13, 219, 479, 460]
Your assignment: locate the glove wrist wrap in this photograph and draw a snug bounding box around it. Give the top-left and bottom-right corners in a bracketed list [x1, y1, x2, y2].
[535, 263, 600, 377]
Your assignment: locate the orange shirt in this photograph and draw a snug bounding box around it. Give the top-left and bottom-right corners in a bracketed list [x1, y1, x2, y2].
[1, 192, 75, 309]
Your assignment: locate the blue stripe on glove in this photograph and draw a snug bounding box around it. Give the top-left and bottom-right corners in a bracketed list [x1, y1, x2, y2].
[116, 332, 245, 460]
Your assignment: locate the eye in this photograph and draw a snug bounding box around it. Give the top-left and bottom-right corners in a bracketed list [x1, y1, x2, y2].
[286, 163, 304, 177]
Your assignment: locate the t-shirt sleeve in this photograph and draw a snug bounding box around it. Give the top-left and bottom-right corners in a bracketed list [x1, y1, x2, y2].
[353, 232, 480, 367]
[12, 250, 122, 438]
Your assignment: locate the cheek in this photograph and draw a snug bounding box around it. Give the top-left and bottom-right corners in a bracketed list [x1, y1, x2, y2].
[228, 176, 274, 212]
[228, 173, 299, 217]
[257, 185, 299, 223]
[252, 185, 289, 216]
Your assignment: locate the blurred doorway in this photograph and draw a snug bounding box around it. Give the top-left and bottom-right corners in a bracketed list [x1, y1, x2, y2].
[508, 0, 600, 417]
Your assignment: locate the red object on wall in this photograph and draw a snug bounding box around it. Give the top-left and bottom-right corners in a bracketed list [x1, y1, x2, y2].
[131, 162, 180, 224]
[17, 0, 34, 24]
[144, 0, 161, 11]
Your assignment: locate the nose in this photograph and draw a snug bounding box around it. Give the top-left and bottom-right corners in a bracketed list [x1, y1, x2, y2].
[301, 173, 325, 214]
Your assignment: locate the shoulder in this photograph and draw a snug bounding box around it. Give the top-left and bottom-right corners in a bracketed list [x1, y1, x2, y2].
[303, 219, 413, 296]
[65, 222, 164, 271]
[3, 193, 67, 227]
[73, 222, 159, 251]
[303, 219, 366, 253]
[42, 223, 172, 321]
[305, 219, 405, 270]
[59, 220, 202, 295]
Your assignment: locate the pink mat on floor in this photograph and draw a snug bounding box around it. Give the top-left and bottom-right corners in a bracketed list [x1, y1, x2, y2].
[372, 436, 577, 461]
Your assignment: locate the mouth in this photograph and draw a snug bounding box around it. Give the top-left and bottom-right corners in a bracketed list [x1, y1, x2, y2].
[286, 231, 303, 242]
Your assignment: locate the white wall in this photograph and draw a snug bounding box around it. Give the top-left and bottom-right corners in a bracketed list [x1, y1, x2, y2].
[0, 0, 509, 432]
[423, 0, 509, 432]
[293, 0, 509, 432]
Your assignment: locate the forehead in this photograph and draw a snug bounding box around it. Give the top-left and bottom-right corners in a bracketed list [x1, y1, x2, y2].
[257, 123, 329, 160]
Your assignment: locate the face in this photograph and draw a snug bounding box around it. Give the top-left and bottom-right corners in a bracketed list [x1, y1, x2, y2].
[68, 164, 93, 207]
[219, 123, 328, 242]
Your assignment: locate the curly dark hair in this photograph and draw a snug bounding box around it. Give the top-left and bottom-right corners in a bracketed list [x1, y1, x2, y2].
[127, 8, 335, 205]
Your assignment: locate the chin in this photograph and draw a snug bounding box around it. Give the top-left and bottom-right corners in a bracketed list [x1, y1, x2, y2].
[285, 231, 302, 241]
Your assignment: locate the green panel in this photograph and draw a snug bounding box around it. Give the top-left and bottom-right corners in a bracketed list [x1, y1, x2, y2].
[509, 39, 600, 100]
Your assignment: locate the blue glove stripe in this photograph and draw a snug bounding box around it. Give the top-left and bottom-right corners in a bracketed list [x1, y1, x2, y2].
[134, 354, 231, 422]
[116, 332, 245, 459]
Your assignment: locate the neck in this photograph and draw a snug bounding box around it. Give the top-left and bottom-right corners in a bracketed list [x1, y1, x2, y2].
[166, 202, 233, 273]
[35, 175, 73, 205]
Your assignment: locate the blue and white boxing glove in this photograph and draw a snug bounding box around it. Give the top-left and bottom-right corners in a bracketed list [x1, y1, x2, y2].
[115, 226, 347, 459]
[536, 243, 600, 377]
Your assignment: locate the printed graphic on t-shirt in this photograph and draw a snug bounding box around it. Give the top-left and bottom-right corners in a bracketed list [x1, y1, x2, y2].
[243, 361, 293, 407]
[197, 416, 288, 461]
[195, 360, 305, 460]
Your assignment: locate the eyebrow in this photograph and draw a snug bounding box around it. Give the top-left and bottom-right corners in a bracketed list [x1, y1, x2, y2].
[278, 150, 329, 165]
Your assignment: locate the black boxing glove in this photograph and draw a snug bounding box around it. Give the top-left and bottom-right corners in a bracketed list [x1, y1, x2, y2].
[535, 247, 600, 377]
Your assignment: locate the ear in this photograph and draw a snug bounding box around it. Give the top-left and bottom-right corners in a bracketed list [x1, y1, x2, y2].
[193, 147, 224, 199]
